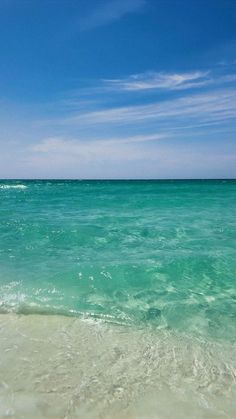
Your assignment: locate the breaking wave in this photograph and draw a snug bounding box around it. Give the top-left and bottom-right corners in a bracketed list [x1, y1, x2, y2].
[0, 184, 27, 189]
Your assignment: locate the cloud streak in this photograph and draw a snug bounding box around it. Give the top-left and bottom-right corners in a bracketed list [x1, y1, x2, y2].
[28, 134, 167, 177]
[103, 70, 236, 92]
[104, 71, 210, 91]
[27, 133, 236, 179]
[79, 0, 146, 31]
[32, 133, 166, 154]
[65, 88, 236, 129]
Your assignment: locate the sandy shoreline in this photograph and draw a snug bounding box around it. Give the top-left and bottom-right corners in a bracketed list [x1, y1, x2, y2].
[0, 313, 236, 418]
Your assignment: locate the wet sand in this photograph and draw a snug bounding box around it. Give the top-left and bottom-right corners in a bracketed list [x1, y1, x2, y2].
[0, 314, 236, 418]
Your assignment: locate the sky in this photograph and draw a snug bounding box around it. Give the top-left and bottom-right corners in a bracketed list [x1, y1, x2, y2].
[0, 0, 236, 179]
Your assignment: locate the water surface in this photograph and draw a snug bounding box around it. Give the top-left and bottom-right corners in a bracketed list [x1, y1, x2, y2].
[0, 180, 236, 417]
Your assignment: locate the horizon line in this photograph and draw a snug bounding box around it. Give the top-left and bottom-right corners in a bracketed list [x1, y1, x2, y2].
[0, 178, 236, 182]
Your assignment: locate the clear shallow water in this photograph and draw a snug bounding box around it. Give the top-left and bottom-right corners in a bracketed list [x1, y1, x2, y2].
[1, 180, 236, 418]
[0, 180, 236, 341]
[1, 314, 236, 419]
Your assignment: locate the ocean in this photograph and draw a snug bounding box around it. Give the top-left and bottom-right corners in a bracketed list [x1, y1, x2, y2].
[0, 179, 236, 418]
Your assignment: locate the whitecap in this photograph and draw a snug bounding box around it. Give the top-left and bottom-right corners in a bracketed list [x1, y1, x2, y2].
[0, 184, 27, 190]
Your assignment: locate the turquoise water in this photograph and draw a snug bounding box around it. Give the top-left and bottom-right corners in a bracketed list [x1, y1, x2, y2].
[1, 179, 236, 341]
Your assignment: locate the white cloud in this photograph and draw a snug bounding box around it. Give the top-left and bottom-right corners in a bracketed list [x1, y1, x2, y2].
[29, 133, 165, 175]
[28, 134, 167, 178]
[104, 71, 210, 91]
[26, 133, 236, 179]
[1, 64, 236, 179]
[102, 69, 236, 93]
[79, 0, 146, 31]
[32, 133, 165, 155]
[65, 88, 236, 128]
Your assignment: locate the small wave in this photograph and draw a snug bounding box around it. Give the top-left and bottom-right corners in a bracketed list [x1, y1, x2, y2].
[0, 298, 129, 325]
[0, 184, 27, 190]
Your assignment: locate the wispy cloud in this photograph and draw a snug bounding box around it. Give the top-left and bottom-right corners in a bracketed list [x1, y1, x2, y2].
[104, 71, 210, 91]
[32, 133, 165, 153]
[103, 70, 236, 92]
[27, 133, 236, 179]
[64, 70, 236, 104]
[29, 133, 166, 177]
[2, 64, 235, 179]
[79, 0, 146, 31]
[64, 88, 236, 128]
[1, 83, 236, 178]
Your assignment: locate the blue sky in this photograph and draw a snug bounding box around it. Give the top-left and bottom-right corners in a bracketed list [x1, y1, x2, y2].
[0, 0, 236, 178]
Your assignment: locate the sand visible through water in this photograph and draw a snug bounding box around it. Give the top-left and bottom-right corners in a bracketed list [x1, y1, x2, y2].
[1, 181, 236, 417]
[0, 314, 236, 419]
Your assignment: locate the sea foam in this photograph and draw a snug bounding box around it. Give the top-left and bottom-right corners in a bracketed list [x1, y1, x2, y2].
[0, 184, 27, 189]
